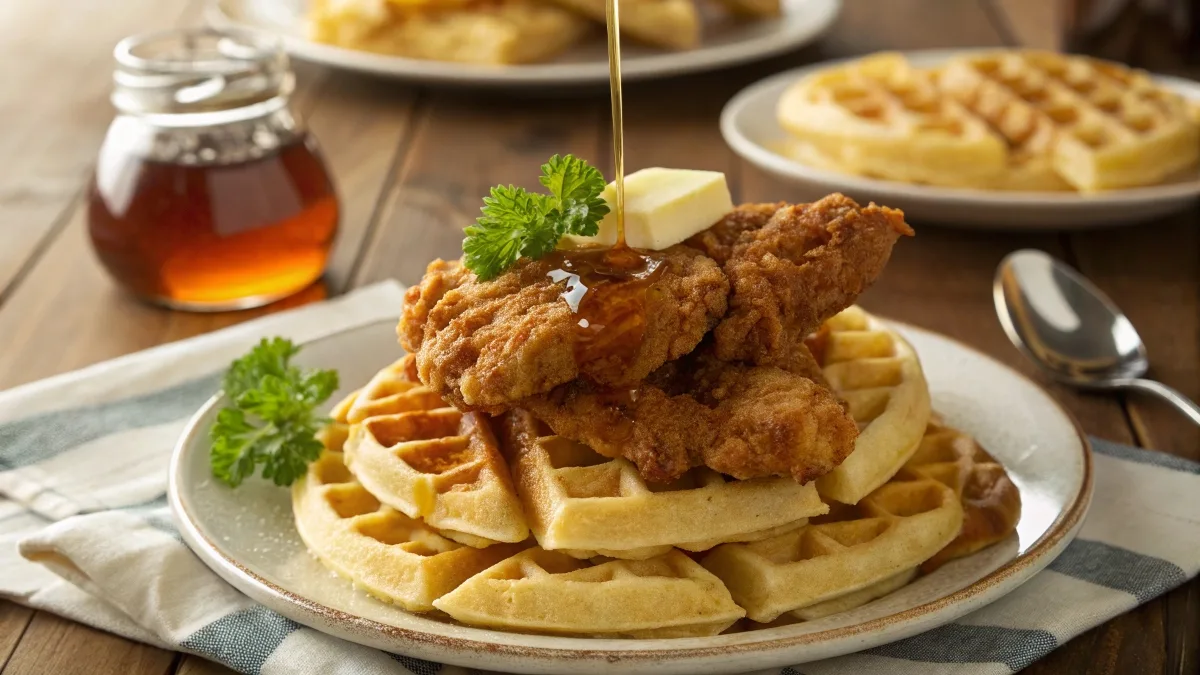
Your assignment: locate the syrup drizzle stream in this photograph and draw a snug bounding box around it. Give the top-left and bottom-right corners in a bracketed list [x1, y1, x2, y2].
[542, 0, 666, 373]
[606, 0, 625, 246]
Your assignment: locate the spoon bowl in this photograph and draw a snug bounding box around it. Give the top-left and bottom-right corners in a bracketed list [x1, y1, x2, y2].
[994, 249, 1200, 425]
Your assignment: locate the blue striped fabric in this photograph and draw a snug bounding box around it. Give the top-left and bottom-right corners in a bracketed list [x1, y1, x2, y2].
[0, 373, 220, 469]
[181, 608, 302, 675]
[866, 624, 1057, 670]
[1047, 539, 1186, 603]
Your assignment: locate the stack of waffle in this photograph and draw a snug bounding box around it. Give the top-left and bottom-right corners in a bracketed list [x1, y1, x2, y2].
[777, 51, 1200, 191]
[292, 305, 1022, 637]
[307, 0, 781, 65]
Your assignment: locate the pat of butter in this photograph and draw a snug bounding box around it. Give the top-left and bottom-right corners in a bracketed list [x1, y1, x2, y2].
[564, 168, 733, 251]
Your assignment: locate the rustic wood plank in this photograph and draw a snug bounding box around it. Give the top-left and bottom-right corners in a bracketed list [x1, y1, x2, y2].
[821, 0, 1014, 55]
[1069, 218, 1200, 459]
[2, 613, 175, 675]
[353, 93, 603, 287]
[622, 75, 741, 177]
[0, 0, 203, 302]
[985, 0, 1059, 49]
[0, 206, 174, 388]
[175, 655, 237, 675]
[1165, 582, 1199, 675]
[0, 604, 33, 671]
[302, 76, 419, 294]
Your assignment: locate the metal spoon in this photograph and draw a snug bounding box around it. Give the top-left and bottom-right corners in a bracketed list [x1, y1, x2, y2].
[994, 249, 1200, 426]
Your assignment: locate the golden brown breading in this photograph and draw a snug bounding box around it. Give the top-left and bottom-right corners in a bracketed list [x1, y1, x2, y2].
[398, 259, 471, 355]
[775, 338, 830, 388]
[687, 194, 913, 366]
[523, 343, 857, 484]
[398, 247, 728, 412]
[685, 201, 784, 263]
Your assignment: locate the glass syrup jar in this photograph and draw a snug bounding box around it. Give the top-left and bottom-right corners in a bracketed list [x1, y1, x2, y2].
[88, 28, 339, 311]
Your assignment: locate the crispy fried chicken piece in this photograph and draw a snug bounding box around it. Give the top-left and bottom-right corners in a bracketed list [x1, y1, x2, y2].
[686, 201, 784, 261]
[399, 247, 728, 412]
[775, 337, 830, 388]
[522, 343, 857, 484]
[687, 194, 913, 366]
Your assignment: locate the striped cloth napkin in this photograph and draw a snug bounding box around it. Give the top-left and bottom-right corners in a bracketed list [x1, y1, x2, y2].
[0, 280, 1197, 675]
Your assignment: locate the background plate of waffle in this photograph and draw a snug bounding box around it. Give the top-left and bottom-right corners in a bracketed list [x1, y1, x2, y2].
[207, 0, 840, 86]
[722, 50, 1200, 229]
[169, 315, 1092, 674]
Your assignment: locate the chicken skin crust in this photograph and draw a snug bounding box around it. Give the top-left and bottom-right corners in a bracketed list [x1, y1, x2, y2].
[687, 193, 913, 366]
[398, 247, 728, 412]
[523, 343, 857, 484]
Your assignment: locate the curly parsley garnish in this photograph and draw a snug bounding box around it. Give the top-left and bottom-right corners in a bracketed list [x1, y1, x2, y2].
[210, 338, 339, 488]
[463, 154, 610, 280]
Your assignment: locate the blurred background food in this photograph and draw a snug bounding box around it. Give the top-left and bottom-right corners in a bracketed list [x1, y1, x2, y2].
[306, 0, 780, 63]
[775, 49, 1200, 192]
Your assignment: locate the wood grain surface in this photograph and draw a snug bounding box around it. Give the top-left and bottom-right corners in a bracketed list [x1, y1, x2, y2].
[0, 1, 1196, 673]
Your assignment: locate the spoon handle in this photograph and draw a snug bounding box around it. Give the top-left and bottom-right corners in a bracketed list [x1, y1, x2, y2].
[1123, 379, 1200, 427]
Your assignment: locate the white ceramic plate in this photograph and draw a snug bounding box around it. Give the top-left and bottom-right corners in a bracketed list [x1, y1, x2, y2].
[207, 0, 840, 86]
[169, 317, 1092, 674]
[721, 49, 1200, 229]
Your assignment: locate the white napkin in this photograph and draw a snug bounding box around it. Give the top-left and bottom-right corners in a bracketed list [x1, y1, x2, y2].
[0, 280, 1196, 675]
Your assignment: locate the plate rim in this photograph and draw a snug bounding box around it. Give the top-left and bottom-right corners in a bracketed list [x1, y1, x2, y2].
[169, 315, 1093, 667]
[206, 0, 842, 85]
[720, 48, 1200, 207]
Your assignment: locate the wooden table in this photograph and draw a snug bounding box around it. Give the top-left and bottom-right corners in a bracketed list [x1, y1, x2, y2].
[0, 0, 1196, 673]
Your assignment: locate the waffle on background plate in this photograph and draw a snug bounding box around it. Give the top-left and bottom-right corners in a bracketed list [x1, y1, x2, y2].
[307, 0, 780, 64]
[777, 50, 1200, 192]
[292, 307, 1022, 637]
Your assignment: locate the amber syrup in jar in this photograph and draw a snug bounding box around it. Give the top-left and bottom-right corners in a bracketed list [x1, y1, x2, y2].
[88, 29, 338, 311]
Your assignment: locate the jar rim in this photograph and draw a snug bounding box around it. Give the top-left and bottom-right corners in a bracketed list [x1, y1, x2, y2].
[111, 27, 293, 116]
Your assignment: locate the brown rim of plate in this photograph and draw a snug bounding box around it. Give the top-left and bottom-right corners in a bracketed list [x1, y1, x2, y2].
[171, 316, 1094, 663]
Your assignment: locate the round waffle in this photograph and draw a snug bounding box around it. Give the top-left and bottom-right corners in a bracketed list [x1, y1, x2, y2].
[809, 306, 932, 505]
[908, 416, 1023, 571]
[433, 547, 746, 638]
[776, 52, 1010, 188]
[499, 409, 827, 560]
[343, 356, 530, 547]
[938, 50, 1200, 191]
[293, 400, 526, 612]
[702, 474, 963, 623]
[700, 417, 1021, 623]
[778, 50, 1200, 191]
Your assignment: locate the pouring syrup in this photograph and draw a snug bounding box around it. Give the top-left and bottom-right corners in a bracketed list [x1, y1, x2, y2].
[544, 0, 667, 370]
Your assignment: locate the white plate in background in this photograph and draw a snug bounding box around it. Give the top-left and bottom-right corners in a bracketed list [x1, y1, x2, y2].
[721, 50, 1200, 229]
[208, 0, 841, 86]
[170, 317, 1092, 674]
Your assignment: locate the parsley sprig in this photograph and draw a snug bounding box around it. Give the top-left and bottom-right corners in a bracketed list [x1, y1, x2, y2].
[210, 338, 339, 488]
[463, 154, 610, 280]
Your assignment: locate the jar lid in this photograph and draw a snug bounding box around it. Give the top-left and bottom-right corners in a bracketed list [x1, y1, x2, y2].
[112, 28, 295, 117]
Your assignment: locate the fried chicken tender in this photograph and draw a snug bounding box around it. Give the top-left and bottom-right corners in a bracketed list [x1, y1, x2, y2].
[686, 201, 783, 261]
[399, 247, 728, 412]
[687, 194, 913, 366]
[523, 344, 857, 484]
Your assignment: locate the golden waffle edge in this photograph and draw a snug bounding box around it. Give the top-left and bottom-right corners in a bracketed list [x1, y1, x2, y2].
[342, 356, 530, 547]
[777, 50, 1200, 192]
